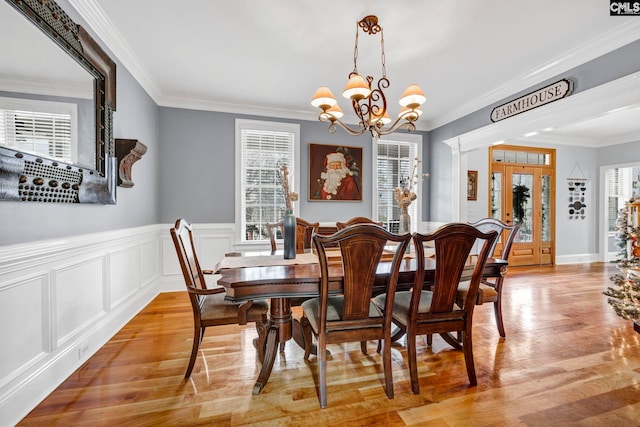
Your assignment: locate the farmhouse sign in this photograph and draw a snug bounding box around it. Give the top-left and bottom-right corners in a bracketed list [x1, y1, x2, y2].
[490, 79, 573, 122]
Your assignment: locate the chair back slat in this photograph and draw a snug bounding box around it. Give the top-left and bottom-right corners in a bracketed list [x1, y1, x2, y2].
[265, 222, 283, 252]
[170, 218, 207, 292]
[430, 232, 479, 312]
[267, 217, 319, 253]
[339, 236, 386, 320]
[469, 218, 519, 261]
[412, 223, 498, 319]
[295, 217, 320, 252]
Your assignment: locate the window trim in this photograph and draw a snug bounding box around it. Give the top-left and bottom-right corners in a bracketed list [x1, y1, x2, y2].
[372, 132, 423, 232]
[235, 119, 300, 246]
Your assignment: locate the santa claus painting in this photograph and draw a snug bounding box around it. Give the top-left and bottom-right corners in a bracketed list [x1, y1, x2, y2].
[309, 145, 362, 201]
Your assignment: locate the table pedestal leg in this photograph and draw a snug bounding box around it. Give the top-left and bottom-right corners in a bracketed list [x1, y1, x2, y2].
[252, 298, 291, 394]
[253, 326, 278, 394]
[291, 318, 307, 350]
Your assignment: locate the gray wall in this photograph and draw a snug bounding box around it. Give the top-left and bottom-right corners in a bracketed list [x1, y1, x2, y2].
[0, 0, 160, 246]
[158, 108, 429, 224]
[596, 140, 640, 166]
[428, 39, 640, 222]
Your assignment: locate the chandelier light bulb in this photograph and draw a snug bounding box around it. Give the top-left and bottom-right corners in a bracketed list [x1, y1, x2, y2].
[321, 104, 344, 120]
[342, 74, 371, 101]
[311, 86, 337, 110]
[399, 106, 422, 121]
[399, 84, 426, 108]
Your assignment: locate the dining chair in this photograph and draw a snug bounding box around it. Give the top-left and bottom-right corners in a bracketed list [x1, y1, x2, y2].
[299, 224, 411, 408]
[266, 217, 319, 253]
[170, 218, 269, 378]
[460, 218, 519, 337]
[374, 223, 498, 394]
[335, 216, 383, 230]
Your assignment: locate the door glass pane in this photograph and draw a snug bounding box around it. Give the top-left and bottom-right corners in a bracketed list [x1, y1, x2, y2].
[541, 175, 550, 242]
[513, 173, 533, 243]
[491, 172, 502, 219]
[492, 149, 550, 165]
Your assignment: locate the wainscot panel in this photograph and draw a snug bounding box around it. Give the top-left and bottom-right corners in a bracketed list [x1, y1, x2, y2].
[55, 257, 106, 347]
[109, 246, 142, 309]
[0, 225, 163, 426]
[0, 273, 48, 387]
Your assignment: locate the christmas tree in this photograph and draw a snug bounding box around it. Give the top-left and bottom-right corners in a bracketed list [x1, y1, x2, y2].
[604, 272, 640, 319]
[603, 198, 640, 319]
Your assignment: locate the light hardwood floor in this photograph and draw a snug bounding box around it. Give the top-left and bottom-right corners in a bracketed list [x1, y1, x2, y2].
[18, 263, 640, 426]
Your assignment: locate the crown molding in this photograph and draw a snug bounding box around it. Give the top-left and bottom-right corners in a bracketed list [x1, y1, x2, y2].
[68, 0, 162, 101]
[428, 20, 640, 130]
[156, 92, 319, 121]
[70, 1, 640, 129]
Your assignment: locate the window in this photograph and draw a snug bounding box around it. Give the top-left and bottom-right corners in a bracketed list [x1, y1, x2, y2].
[607, 167, 633, 232]
[373, 133, 422, 233]
[492, 149, 550, 165]
[235, 119, 299, 243]
[0, 97, 77, 164]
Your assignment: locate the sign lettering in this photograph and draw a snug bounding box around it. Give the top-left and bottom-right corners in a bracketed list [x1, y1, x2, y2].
[490, 79, 573, 122]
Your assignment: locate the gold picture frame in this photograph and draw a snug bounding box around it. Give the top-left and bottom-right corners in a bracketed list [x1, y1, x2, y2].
[467, 170, 478, 201]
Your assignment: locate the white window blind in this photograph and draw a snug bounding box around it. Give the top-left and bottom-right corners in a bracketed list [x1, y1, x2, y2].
[0, 97, 76, 164]
[236, 120, 299, 243]
[0, 109, 72, 163]
[375, 134, 421, 233]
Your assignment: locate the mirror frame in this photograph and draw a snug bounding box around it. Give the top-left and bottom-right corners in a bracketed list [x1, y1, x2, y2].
[0, 0, 117, 204]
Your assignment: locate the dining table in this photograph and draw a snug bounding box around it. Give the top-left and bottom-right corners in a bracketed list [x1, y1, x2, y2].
[216, 249, 508, 394]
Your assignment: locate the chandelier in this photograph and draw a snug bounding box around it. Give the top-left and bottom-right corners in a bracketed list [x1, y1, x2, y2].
[311, 15, 426, 137]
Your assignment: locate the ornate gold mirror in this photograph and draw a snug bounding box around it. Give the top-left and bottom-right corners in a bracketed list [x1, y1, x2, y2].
[0, 0, 117, 203]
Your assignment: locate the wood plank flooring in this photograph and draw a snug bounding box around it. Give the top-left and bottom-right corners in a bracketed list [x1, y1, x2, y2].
[18, 263, 640, 426]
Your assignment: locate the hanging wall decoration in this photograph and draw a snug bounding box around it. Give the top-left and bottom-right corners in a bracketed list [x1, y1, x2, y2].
[308, 144, 362, 201]
[568, 162, 587, 220]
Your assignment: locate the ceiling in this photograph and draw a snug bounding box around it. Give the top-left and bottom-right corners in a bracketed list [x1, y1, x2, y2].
[70, 0, 640, 144]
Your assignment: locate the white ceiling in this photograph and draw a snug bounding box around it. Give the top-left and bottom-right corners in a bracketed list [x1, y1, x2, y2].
[67, 1, 640, 143]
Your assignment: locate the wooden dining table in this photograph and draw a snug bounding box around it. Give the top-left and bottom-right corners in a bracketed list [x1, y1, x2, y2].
[216, 251, 507, 394]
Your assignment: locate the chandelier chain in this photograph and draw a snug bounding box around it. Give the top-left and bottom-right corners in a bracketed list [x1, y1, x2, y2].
[352, 21, 359, 75]
[380, 29, 386, 78]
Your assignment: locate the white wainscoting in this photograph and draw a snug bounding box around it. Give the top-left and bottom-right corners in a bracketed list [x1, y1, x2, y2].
[0, 222, 244, 426]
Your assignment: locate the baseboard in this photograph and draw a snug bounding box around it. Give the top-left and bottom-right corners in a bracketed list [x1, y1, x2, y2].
[555, 253, 600, 264]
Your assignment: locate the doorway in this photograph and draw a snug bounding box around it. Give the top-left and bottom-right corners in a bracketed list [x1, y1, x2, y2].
[489, 145, 555, 266]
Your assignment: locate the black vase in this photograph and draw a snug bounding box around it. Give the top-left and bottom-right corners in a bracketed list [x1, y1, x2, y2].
[283, 209, 296, 259]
